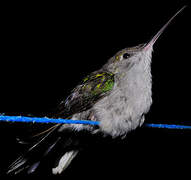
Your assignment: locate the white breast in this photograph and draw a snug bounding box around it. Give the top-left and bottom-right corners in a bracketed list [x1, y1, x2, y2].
[93, 54, 152, 137]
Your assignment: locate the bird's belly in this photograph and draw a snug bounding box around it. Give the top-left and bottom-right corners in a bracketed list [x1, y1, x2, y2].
[93, 86, 152, 137]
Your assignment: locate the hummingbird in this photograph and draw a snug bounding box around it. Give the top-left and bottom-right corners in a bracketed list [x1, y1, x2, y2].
[7, 6, 186, 175]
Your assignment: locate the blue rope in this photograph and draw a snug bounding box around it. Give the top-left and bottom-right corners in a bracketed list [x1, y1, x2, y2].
[0, 115, 99, 126]
[143, 123, 191, 130]
[0, 115, 191, 130]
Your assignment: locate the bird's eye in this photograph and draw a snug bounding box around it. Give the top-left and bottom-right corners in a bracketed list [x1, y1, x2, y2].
[123, 53, 130, 59]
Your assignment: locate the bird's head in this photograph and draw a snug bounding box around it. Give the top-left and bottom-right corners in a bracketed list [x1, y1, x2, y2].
[103, 6, 186, 75]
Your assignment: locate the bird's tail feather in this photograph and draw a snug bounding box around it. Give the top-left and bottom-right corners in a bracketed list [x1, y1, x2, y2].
[6, 120, 93, 175]
[7, 124, 63, 175]
[52, 150, 79, 174]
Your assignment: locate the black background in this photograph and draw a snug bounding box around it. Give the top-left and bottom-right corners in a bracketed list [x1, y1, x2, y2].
[0, 0, 190, 178]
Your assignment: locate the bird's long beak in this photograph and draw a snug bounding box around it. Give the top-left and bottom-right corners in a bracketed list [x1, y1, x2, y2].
[144, 6, 186, 51]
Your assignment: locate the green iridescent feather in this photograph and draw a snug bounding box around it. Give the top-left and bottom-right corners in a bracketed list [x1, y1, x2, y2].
[57, 71, 115, 117]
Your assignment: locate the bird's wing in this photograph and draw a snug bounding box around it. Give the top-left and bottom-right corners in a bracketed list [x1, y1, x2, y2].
[6, 71, 115, 175]
[56, 71, 115, 117]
